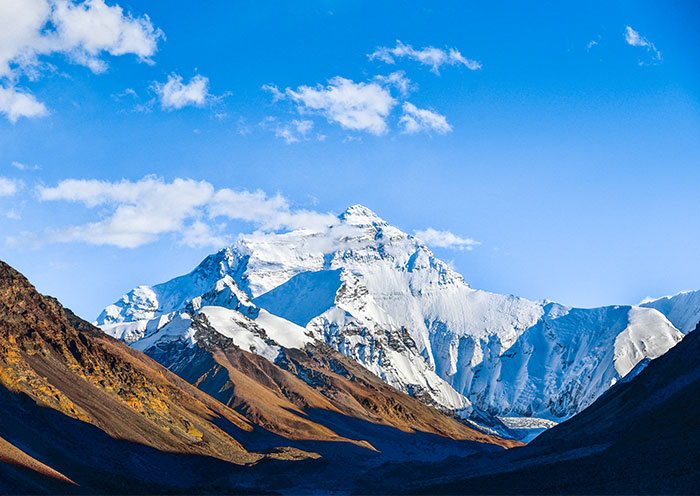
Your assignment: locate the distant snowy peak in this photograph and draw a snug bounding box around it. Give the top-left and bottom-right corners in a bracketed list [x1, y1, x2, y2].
[640, 289, 700, 334]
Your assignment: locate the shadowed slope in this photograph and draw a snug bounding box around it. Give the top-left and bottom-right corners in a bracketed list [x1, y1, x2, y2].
[145, 313, 518, 451]
[410, 322, 700, 495]
[0, 259, 516, 494]
[0, 382, 270, 494]
[280, 342, 518, 446]
[0, 260, 261, 466]
[0, 435, 74, 487]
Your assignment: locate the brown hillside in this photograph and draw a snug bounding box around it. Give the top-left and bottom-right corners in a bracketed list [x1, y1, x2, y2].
[0, 260, 258, 465]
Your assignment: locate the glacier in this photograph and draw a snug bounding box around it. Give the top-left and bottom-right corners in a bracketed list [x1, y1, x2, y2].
[96, 205, 689, 427]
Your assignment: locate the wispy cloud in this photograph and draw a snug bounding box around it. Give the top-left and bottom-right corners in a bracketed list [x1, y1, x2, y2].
[0, 177, 23, 197]
[373, 71, 415, 97]
[369, 40, 481, 74]
[5, 208, 21, 220]
[179, 220, 230, 249]
[264, 77, 397, 135]
[11, 161, 41, 171]
[153, 73, 210, 110]
[414, 228, 479, 251]
[399, 102, 451, 135]
[0, 87, 48, 122]
[624, 26, 661, 64]
[36, 176, 338, 248]
[38, 177, 215, 248]
[24, 176, 483, 258]
[262, 117, 315, 144]
[208, 188, 336, 231]
[263, 41, 467, 138]
[0, 0, 163, 122]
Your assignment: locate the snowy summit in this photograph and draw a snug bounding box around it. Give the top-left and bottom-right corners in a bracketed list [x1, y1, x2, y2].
[97, 205, 686, 432]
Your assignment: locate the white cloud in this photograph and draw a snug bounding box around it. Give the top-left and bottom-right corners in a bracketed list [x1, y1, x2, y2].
[209, 188, 337, 231]
[587, 40, 599, 50]
[369, 40, 481, 74]
[30, 176, 480, 256]
[265, 77, 396, 135]
[153, 73, 210, 110]
[261, 83, 284, 102]
[6, 209, 21, 220]
[11, 160, 41, 171]
[414, 228, 479, 251]
[374, 71, 415, 97]
[399, 102, 451, 134]
[50, 0, 161, 71]
[624, 26, 648, 47]
[179, 220, 230, 249]
[267, 118, 314, 144]
[0, 0, 162, 121]
[38, 177, 214, 247]
[624, 26, 661, 64]
[37, 176, 339, 248]
[0, 177, 23, 196]
[0, 86, 48, 122]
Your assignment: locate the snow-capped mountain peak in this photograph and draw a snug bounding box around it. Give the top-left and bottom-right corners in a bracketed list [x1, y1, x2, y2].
[338, 204, 389, 227]
[95, 205, 689, 434]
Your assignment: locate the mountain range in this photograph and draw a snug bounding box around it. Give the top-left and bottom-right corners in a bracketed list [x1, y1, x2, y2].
[2, 205, 699, 494]
[96, 205, 691, 440]
[0, 259, 514, 494]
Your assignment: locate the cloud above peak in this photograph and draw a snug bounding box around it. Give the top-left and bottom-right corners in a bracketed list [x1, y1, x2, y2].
[414, 228, 479, 251]
[35, 176, 338, 248]
[38, 177, 215, 247]
[28, 175, 482, 262]
[0, 0, 162, 121]
[369, 40, 481, 74]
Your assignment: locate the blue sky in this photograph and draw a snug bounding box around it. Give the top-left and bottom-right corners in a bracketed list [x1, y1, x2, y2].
[1, 0, 699, 318]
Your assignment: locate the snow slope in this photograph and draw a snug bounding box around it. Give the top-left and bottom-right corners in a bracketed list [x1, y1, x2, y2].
[96, 205, 684, 423]
[640, 290, 700, 334]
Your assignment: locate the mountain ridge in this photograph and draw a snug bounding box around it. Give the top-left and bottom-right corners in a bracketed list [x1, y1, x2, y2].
[96, 205, 687, 433]
[407, 320, 700, 494]
[0, 258, 516, 493]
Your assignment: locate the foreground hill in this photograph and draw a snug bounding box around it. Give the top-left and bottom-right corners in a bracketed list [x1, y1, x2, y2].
[0, 260, 275, 492]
